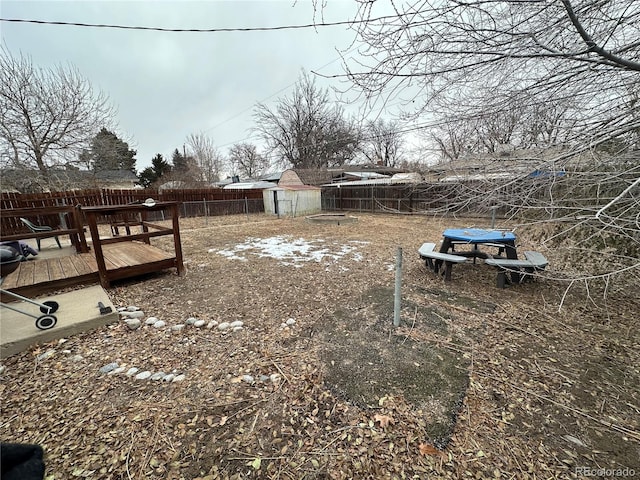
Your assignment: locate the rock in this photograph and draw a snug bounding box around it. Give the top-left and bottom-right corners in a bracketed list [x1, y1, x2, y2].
[117, 307, 127, 312]
[124, 319, 141, 330]
[71, 354, 84, 362]
[242, 375, 254, 384]
[193, 320, 206, 328]
[171, 324, 185, 332]
[286, 318, 296, 326]
[207, 321, 218, 329]
[230, 320, 244, 328]
[150, 372, 166, 381]
[152, 320, 166, 329]
[37, 349, 56, 362]
[218, 322, 231, 331]
[162, 373, 175, 382]
[135, 371, 152, 380]
[233, 326, 243, 332]
[145, 317, 159, 325]
[99, 362, 119, 374]
[172, 374, 186, 382]
[127, 306, 140, 312]
[186, 317, 198, 325]
[62, 350, 71, 354]
[270, 373, 281, 383]
[109, 366, 126, 375]
[259, 375, 270, 382]
[122, 310, 144, 319]
[125, 367, 139, 376]
[58, 338, 68, 344]
[0, 365, 5, 375]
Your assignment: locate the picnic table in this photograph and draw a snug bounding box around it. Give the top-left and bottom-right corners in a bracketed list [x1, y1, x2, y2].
[419, 227, 548, 287]
[440, 228, 518, 260]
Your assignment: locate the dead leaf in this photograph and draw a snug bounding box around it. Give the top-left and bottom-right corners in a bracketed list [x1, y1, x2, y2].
[418, 443, 442, 457]
[374, 413, 394, 428]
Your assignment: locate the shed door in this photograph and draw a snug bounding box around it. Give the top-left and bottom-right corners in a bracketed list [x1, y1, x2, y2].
[273, 191, 279, 215]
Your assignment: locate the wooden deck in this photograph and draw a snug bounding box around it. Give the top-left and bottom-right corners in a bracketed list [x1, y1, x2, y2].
[2, 242, 176, 299]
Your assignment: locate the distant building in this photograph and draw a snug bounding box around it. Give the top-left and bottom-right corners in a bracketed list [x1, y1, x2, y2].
[263, 185, 321, 217]
[0, 168, 139, 192]
[94, 170, 139, 189]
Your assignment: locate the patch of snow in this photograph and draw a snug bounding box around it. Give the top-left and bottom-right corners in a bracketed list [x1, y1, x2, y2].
[210, 236, 369, 267]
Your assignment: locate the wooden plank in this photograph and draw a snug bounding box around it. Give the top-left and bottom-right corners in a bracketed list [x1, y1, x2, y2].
[48, 258, 66, 281]
[103, 249, 129, 269]
[68, 254, 95, 275]
[80, 253, 98, 272]
[15, 260, 35, 287]
[33, 260, 51, 284]
[103, 242, 172, 267]
[57, 256, 80, 278]
[81, 251, 118, 271]
[0, 266, 19, 289]
[127, 242, 172, 262]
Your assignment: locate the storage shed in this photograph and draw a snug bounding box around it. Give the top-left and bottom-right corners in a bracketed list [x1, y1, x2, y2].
[263, 185, 321, 217]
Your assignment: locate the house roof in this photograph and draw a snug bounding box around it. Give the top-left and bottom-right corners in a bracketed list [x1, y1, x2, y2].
[323, 172, 423, 187]
[94, 170, 138, 181]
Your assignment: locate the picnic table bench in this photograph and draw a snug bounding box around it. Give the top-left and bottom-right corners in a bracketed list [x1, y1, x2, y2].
[485, 251, 548, 288]
[419, 242, 468, 281]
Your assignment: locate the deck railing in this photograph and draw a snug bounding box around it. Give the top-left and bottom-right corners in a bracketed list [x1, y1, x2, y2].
[0, 205, 89, 253]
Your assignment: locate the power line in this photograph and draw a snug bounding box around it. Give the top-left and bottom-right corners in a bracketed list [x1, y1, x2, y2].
[0, 15, 396, 33]
[204, 48, 361, 135]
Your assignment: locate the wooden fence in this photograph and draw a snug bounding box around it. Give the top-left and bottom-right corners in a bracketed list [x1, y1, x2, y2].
[1, 188, 265, 235]
[1, 188, 264, 209]
[320, 182, 520, 216]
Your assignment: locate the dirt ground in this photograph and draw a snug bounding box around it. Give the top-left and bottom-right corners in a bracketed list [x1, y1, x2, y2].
[1, 213, 638, 479]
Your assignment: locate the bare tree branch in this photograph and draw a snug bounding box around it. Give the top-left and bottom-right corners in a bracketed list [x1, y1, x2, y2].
[0, 46, 115, 182]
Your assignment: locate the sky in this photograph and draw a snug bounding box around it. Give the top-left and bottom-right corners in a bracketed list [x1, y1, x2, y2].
[0, 0, 391, 173]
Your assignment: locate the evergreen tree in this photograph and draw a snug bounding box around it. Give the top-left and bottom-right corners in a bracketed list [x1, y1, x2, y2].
[171, 148, 188, 173]
[138, 153, 171, 188]
[81, 128, 136, 172]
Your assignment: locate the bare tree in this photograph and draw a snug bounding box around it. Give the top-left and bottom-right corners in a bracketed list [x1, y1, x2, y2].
[254, 71, 360, 169]
[333, 0, 640, 297]
[359, 119, 404, 167]
[0, 46, 115, 181]
[431, 95, 583, 161]
[342, 1, 640, 153]
[186, 132, 224, 184]
[228, 143, 269, 179]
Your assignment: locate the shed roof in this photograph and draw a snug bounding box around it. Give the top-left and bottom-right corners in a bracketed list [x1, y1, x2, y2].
[266, 184, 321, 191]
[224, 181, 276, 190]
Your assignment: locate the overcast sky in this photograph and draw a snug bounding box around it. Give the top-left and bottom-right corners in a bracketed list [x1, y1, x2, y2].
[1, 0, 380, 173]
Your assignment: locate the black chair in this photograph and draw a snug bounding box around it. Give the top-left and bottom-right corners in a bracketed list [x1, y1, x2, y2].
[19, 218, 61, 251]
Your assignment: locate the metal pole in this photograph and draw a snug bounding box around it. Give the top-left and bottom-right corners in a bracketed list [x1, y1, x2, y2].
[203, 198, 208, 226]
[490, 206, 497, 229]
[393, 247, 402, 327]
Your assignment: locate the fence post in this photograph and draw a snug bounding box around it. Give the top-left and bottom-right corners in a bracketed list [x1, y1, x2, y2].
[490, 206, 497, 229]
[394, 247, 402, 327]
[371, 186, 374, 212]
[244, 197, 249, 220]
[203, 198, 208, 226]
